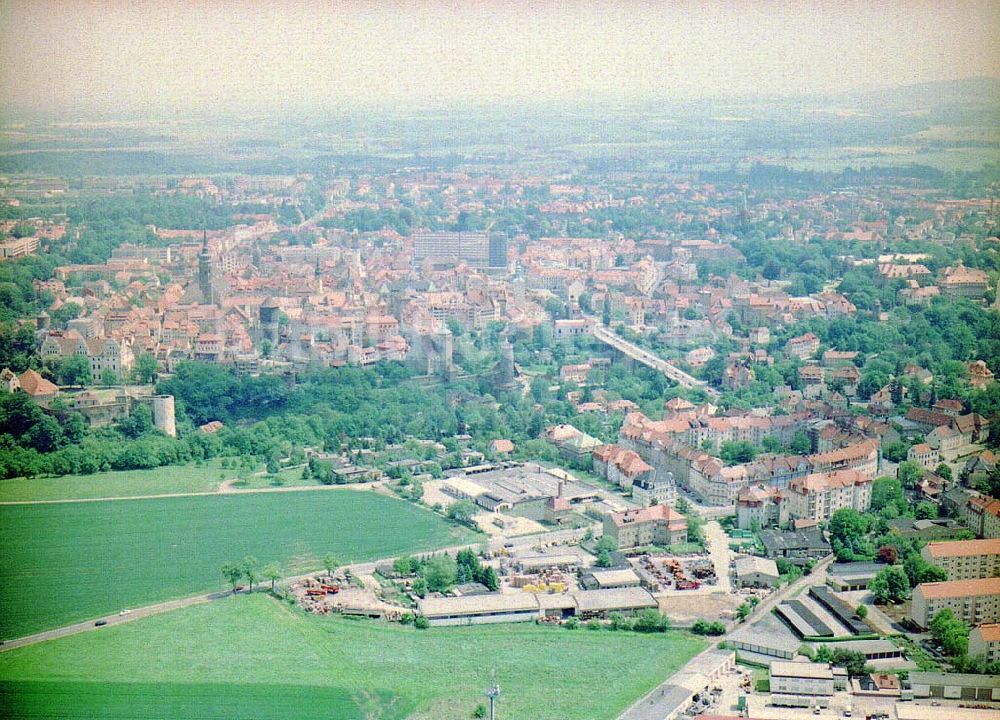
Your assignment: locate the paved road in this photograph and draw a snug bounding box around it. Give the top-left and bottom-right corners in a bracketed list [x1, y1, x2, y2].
[0, 591, 232, 652]
[617, 553, 835, 720]
[0, 525, 598, 653]
[704, 521, 733, 594]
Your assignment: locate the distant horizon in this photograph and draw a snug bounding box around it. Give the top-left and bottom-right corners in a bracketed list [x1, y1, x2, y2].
[3, 74, 999, 126]
[2, 1, 998, 120]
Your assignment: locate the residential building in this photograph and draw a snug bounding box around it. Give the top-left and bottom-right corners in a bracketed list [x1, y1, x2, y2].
[544, 424, 602, 464]
[907, 443, 939, 471]
[603, 504, 688, 550]
[0, 235, 40, 258]
[967, 360, 995, 389]
[910, 577, 1000, 628]
[14, 369, 59, 402]
[938, 265, 991, 300]
[966, 496, 1000, 539]
[785, 333, 820, 360]
[593, 444, 654, 491]
[412, 231, 488, 268]
[921, 539, 1000, 580]
[927, 425, 963, 461]
[736, 484, 785, 530]
[783, 469, 872, 522]
[968, 624, 1000, 664]
[631, 470, 676, 508]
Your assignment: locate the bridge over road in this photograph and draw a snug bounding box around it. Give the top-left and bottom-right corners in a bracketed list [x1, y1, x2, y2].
[592, 325, 719, 398]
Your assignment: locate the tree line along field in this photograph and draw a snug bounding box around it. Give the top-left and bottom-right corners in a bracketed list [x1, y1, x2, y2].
[0, 594, 708, 720]
[0, 490, 477, 639]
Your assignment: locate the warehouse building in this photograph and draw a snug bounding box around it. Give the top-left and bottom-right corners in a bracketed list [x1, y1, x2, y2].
[910, 577, 1000, 629]
[619, 650, 735, 720]
[729, 614, 801, 662]
[581, 568, 642, 590]
[734, 556, 780, 588]
[769, 661, 844, 696]
[418, 594, 541, 627]
[907, 671, 1000, 701]
[827, 561, 885, 591]
[814, 639, 904, 662]
[418, 587, 657, 626]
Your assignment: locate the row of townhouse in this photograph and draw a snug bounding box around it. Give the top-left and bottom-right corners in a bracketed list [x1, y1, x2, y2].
[620, 412, 879, 508]
[735, 469, 874, 529]
[621, 410, 814, 457]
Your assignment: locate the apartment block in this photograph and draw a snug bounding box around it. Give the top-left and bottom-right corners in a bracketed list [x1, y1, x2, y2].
[968, 624, 1000, 664]
[921, 539, 1000, 580]
[910, 577, 1000, 629]
[783, 469, 872, 522]
[603, 504, 687, 550]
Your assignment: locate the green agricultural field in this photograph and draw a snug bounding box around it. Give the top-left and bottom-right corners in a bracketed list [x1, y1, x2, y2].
[0, 594, 708, 720]
[0, 461, 333, 502]
[0, 461, 229, 502]
[0, 491, 477, 639]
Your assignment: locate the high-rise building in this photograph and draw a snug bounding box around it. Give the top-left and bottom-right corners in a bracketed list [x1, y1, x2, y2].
[198, 230, 213, 303]
[488, 233, 508, 270]
[413, 231, 489, 268]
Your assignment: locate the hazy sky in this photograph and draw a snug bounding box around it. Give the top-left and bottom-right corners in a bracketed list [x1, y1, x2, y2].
[1, 0, 998, 116]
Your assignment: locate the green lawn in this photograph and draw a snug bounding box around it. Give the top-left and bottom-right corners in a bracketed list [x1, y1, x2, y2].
[0, 594, 708, 720]
[0, 491, 477, 639]
[0, 462, 230, 502]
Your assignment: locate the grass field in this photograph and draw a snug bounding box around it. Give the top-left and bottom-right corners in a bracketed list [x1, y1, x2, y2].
[0, 491, 477, 639]
[0, 462, 339, 502]
[0, 461, 231, 502]
[0, 594, 708, 719]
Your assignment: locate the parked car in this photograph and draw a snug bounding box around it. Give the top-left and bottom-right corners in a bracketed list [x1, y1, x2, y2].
[94, 620, 107, 627]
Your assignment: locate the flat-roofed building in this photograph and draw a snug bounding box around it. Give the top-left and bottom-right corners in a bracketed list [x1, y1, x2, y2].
[910, 577, 1000, 629]
[769, 661, 835, 696]
[585, 568, 642, 590]
[921, 538, 1000, 580]
[907, 671, 1000, 701]
[895, 705, 1000, 720]
[573, 587, 658, 618]
[969, 624, 1000, 664]
[827, 561, 885, 591]
[418, 593, 540, 627]
[412, 230, 488, 268]
[418, 587, 657, 626]
[620, 650, 736, 720]
[817, 639, 904, 662]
